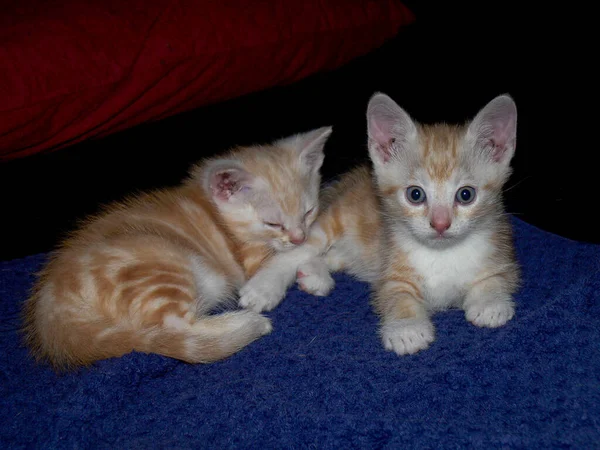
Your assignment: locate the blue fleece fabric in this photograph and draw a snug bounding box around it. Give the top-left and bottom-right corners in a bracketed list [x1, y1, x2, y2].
[1, 217, 599, 449]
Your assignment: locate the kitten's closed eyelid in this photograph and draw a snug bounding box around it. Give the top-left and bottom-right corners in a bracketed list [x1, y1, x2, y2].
[304, 207, 315, 217]
[263, 221, 284, 229]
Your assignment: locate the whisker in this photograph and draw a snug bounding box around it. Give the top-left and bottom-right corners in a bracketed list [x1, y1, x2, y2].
[503, 175, 533, 194]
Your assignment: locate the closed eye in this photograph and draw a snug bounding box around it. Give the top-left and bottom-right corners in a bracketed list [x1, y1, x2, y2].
[304, 207, 315, 218]
[263, 221, 283, 229]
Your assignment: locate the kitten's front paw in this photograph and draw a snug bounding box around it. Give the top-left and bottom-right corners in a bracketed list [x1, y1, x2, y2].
[380, 318, 435, 355]
[296, 269, 335, 297]
[239, 276, 287, 313]
[465, 299, 515, 328]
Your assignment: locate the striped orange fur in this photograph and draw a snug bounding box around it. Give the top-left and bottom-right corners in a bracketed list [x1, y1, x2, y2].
[23, 127, 332, 370]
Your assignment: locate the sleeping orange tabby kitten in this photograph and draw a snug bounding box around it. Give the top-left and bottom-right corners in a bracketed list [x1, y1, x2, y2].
[240, 93, 520, 355]
[23, 127, 332, 370]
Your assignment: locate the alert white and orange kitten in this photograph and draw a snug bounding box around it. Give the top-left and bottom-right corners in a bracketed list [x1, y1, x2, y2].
[23, 127, 332, 370]
[239, 93, 520, 355]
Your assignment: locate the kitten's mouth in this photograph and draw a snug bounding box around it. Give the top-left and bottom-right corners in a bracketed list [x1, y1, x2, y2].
[427, 230, 467, 248]
[429, 231, 455, 243]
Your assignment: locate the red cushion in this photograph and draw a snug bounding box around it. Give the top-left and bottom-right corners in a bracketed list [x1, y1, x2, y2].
[0, 0, 414, 162]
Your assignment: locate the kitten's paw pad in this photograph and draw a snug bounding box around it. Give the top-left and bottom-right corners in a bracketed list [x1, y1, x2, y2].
[380, 319, 435, 355]
[238, 280, 286, 313]
[297, 271, 335, 296]
[466, 301, 514, 328]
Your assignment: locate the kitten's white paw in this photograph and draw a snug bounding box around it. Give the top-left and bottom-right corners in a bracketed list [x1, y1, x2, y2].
[245, 311, 273, 336]
[465, 300, 515, 328]
[238, 276, 287, 313]
[380, 318, 435, 355]
[296, 269, 335, 297]
[225, 310, 273, 336]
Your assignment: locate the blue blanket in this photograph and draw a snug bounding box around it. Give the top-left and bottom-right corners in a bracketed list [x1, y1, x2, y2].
[1, 217, 599, 449]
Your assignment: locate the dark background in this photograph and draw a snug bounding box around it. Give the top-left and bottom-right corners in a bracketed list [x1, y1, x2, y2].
[0, 2, 594, 261]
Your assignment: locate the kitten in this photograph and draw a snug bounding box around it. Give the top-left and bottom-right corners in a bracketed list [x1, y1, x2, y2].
[238, 163, 384, 312]
[23, 127, 332, 370]
[239, 93, 520, 355]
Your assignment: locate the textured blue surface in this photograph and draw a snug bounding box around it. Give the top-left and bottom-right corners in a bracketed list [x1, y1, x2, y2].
[1, 217, 599, 449]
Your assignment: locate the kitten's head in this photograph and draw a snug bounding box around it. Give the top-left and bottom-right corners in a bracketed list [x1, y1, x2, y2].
[202, 127, 332, 251]
[367, 92, 517, 248]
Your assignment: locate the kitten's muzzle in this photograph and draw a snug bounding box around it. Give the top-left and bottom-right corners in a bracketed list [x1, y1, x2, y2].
[288, 229, 306, 246]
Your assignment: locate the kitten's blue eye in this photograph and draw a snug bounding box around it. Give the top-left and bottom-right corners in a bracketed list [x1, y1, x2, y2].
[456, 186, 476, 204]
[406, 186, 426, 204]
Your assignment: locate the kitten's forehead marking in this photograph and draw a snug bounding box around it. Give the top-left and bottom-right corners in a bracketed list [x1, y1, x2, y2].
[419, 124, 463, 182]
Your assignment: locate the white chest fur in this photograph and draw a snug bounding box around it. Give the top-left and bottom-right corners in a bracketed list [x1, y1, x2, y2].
[399, 231, 492, 310]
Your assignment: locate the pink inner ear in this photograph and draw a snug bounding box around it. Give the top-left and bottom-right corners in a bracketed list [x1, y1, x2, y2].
[369, 116, 395, 163]
[491, 142, 508, 162]
[490, 118, 516, 162]
[212, 171, 242, 201]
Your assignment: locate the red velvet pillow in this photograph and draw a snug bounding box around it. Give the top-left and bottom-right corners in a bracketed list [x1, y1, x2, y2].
[0, 0, 414, 161]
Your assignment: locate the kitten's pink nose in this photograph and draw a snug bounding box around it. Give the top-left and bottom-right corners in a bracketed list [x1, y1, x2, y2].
[289, 229, 306, 245]
[431, 219, 451, 234]
[430, 208, 451, 234]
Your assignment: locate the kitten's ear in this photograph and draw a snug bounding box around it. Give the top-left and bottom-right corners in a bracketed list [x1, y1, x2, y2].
[467, 94, 518, 164]
[207, 163, 255, 203]
[277, 126, 332, 174]
[367, 92, 417, 164]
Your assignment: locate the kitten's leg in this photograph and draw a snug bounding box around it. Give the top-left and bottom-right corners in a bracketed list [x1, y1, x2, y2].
[374, 279, 434, 355]
[323, 248, 347, 272]
[463, 276, 515, 327]
[296, 256, 335, 297]
[240, 208, 345, 312]
[295, 243, 347, 296]
[239, 242, 322, 312]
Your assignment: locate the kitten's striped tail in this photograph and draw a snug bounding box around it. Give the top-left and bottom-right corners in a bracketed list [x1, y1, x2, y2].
[138, 310, 273, 364]
[24, 305, 272, 370]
